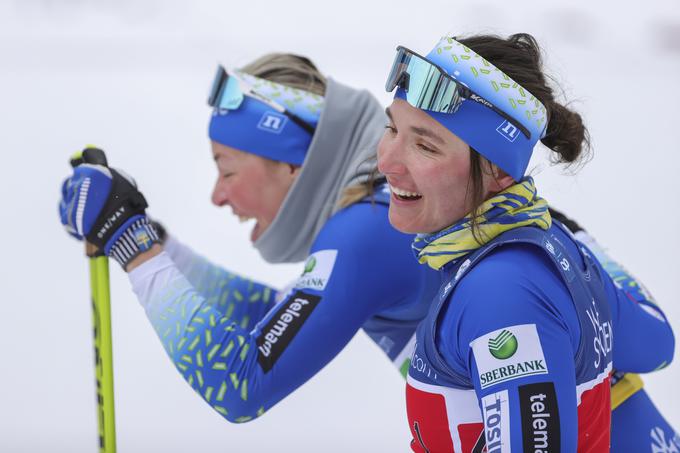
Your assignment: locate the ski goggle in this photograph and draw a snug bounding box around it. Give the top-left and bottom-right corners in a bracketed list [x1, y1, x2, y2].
[207, 65, 316, 135]
[385, 46, 531, 140]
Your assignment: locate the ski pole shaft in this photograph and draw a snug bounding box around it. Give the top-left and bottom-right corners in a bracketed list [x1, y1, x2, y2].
[72, 147, 117, 452]
[87, 242, 117, 453]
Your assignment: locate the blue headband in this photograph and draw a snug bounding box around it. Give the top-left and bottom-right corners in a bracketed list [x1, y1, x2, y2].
[208, 70, 324, 166]
[397, 37, 548, 180]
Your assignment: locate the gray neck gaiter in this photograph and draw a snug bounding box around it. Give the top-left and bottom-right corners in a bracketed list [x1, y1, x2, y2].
[253, 78, 386, 263]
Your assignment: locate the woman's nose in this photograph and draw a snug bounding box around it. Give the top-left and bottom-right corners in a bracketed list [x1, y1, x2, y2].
[377, 133, 406, 176]
[211, 178, 229, 207]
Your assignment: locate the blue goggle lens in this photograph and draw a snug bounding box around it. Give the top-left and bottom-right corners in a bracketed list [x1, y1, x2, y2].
[207, 65, 244, 110]
[386, 47, 464, 114]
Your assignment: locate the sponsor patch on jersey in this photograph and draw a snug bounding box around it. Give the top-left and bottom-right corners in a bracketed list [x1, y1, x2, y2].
[519, 382, 560, 453]
[584, 299, 613, 369]
[256, 291, 321, 372]
[294, 249, 338, 291]
[471, 324, 548, 389]
[482, 390, 511, 452]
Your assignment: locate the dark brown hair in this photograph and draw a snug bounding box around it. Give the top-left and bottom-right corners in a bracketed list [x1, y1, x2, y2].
[457, 33, 592, 241]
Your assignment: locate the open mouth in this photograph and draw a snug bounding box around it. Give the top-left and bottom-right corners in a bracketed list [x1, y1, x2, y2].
[390, 185, 423, 201]
[251, 221, 262, 242]
[233, 214, 261, 242]
[243, 218, 262, 242]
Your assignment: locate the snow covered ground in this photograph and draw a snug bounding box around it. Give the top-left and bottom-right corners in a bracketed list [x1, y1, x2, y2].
[1, 0, 679, 451]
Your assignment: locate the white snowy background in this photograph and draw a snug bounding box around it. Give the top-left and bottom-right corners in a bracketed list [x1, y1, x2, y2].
[1, 0, 679, 451]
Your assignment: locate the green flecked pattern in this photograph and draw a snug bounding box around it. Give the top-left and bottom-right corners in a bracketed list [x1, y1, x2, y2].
[236, 70, 324, 124]
[180, 255, 275, 330]
[432, 37, 547, 135]
[150, 264, 274, 422]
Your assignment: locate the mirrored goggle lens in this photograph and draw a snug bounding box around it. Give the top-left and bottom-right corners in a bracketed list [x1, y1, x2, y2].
[386, 47, 464, 114]
[207, 66, 226, 107]
[207, 66, 245, 110]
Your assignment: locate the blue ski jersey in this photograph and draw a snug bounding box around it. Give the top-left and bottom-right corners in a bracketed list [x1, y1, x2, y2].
[129, 187, 675, 450]
[405, 222, 674, 452]
[130, 187, 440, 422]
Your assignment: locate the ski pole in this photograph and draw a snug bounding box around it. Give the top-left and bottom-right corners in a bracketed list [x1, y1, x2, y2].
[71, 147, 117, 453]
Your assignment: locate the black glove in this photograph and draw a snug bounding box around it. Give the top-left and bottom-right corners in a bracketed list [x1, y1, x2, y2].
[59, 147, 161, 267]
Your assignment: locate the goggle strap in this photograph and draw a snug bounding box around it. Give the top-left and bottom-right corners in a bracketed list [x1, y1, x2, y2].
[208, 66, 316, 135]
[459, 86, 531, 140]
[287, 111, 316, 135]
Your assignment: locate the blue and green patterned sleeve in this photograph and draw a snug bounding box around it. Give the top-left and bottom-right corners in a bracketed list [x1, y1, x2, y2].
[130, 252, 274, 422]
[574, 230, 678, 453]
[162, 235, 277, 330]
[575, 230, 674, 372]
[128, 201, 411, 424]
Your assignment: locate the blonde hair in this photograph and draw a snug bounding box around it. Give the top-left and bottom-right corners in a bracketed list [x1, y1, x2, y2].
[335, 156, 381, 210]
[336, 182, 374, 210]
[240, 53, 326, 96]
[241, 53, 376, 211]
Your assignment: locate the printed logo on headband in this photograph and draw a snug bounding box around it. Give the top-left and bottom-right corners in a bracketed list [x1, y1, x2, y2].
[496, 120, 520, 142]
[257, 111, 288, 134]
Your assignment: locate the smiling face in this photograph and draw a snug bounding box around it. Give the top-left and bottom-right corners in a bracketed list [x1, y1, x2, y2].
[211, 141, 300, 242]
[377, 99, 511, 235]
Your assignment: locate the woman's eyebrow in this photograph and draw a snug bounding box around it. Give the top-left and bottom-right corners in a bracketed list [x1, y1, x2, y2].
[385, 106, 444, 145]
[410, 126, 444, 145]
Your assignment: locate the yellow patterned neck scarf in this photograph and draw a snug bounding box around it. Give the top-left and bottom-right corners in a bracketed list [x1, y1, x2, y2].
[413, 177, 552, 270]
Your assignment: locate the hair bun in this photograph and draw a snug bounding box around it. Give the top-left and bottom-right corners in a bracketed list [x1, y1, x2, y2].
[541, 102, 590, 164]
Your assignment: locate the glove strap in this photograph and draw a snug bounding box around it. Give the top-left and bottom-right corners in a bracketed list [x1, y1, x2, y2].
[108, 216, 161, 269]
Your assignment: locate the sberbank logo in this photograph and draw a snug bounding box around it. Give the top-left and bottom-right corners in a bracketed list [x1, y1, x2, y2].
[295, 250, 337, 292]
[473, 324, 548, 389]
[303, 256, 316, 275]
[488, 330, 518, 360]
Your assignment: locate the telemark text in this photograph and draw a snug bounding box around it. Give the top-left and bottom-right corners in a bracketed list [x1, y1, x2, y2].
[258, 298, 310, 357]
[528, 393, 552, 452]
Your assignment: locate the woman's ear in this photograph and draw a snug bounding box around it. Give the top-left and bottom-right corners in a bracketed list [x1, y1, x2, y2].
[485, 163, 515, 194]
[491, 172, 515, 192]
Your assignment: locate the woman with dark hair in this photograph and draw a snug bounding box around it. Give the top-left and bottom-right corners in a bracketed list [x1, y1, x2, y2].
[378, 33, 676, 452]
[59, 46, 674, 451]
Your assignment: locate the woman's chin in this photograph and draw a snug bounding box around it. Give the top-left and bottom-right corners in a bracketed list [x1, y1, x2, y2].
[388, 208, 420, 234]
[251, 221, 272, 242]
[388, 208, 451, 235]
